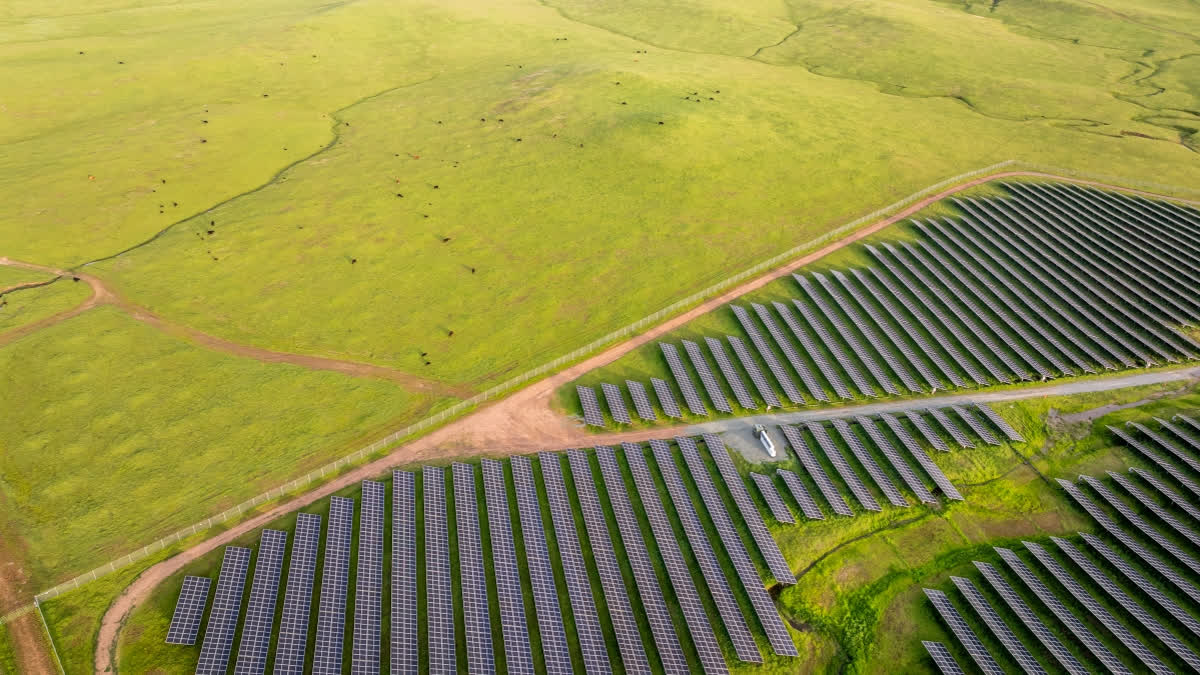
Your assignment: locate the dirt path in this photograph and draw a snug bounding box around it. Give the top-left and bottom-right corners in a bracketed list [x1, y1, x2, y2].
[87, 169, 1200, 672]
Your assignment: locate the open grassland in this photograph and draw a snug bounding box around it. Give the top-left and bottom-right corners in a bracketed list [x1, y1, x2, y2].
[0, 306, 450, 589]
[0, 278, 90, 334]
[78, 379, 1195, 673]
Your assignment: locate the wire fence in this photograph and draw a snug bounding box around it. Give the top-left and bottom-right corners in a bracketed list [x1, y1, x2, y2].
[24, 158, 1200, 608]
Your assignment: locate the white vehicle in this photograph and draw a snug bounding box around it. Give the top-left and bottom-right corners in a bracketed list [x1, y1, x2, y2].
[754, 424, 776, 457]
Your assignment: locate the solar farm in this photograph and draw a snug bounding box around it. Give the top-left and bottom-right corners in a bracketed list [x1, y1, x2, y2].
[573, 184, 1200, 427]
[919, 414, 1200, 673]
[146, 400, 1026, 673]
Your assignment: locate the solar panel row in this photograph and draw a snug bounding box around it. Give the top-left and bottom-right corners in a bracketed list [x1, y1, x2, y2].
[973, 403, 1025, 443]
[1106, 470, 1200, 547]
[831, 419, 907, 507]
[949, 576, 1045, 674]
[351, 482, 384, 675]
[1082, 532, 1200, 639]
[165, 576, 211, 646]
[923, 588, 1004, 675]
[1109, 424, 1200, 499]
[625, 379, 658, 421]
[731, 304, 805, 405]
[1129, 466, 1200, 524]
[922, 641, 966, 675]
[750, 472, 794, 524]
[272, 512, 322, 674]
[481, 459, 534, 675]
[854, 415, 935, 504]
[773, 300, 855, 400]
[576, 385, 606, 427]
[751, 301, 828, 402]
[705, 336, 756, 410]
[725, 334, 782, 407]
[651, 376, 684, 419]
[777, 469, 825, 520]
[779, 424, 852, 516]
[926, 407, 973, 449]
[423, 467, 456, 675]
[600, 382, 632, 425]
[660, 342, 708, 416]
[682, 339, 732, 413]
[787, 294, 880, 397]
[391, 471, 418, 675]
[950, 405, 999, 446]
[878, 413, 962, 501]
[1078, 474, 1200, 575]
[906, 410, 948, 452]
[196, 547, 251, 675]
[234, 530, 287, 675]
[1129, 420, 1200, 473]
[973, 561, 1089, 675]
[808, 422, 879, 512]
[312, 496, 354, 675]
[452, 462, 494, 674]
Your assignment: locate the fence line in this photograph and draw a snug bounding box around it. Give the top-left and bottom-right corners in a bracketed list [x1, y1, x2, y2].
[26, 158, 1200, 605]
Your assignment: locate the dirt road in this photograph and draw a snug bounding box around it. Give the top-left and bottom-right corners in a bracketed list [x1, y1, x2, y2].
[87, 170, 1200, 672]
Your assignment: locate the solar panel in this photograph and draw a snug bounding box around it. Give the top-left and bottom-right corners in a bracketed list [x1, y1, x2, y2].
[914, 219, 1099, 375]
[949, 576, 1046, 674]
[1051, 536, 1200, 669]
[750, 472, 794, 524]
[423, 467, 456, 675]
[1107, 470, 1200, 547]
[1059, 479, 1200, 605]
[725, 335, 782, 407]
[660, 342, 708, 416]
[777, 469, 825, 520]
[196, 547, 251, 675]
[271, 513, 321, 674]
[1024, 540, 1171, 674]
[906, 410, 949, 452]
[773, 300, 856, 399]
[751, 302, 829, 402]
[481, 460, 534, 675]
[974, 403, 1025, 443]
[793, 277, 898, 395]
[620, 444, 728, 674]
[625, 379, 657, 422]
[391, 471, 418, 675]
[854, 415, 935, 504]
[577, 385, 606, 427]
[165, 576, 210, 646]
[312, 497, 354, 675]
[702, 433, 796, 583]
[1128, 421, 1200, 474]
[927, 407, 973, 449]
[1129, 466, 1200, 524]
[651, 377, 684, 420]
[705, 336, 756, 410]
[1174, 414, 1200, 439]
[510, 457, 574, 675]
[537, 453, 611, 674]
[566, 449, 650, 672]
[1109, 425, 1200, 499]
[950, 405, 1000, 446]
[1081, 532, 1200, 639]
[923, 588, 1004, 675]
[682, 339, 732, 413]
[779, 424, 852, 515]
[923, 641, 966, 675]
[730, 304, 805, 405]
[351, 482, 384, 675]
[994, 546, 1129, 673]
[1156, 416, 1200, 455]
[807, 422, 880, 512]
[594, 447, 688, 674]
[452, 462, 494, 673]
[830, 419, 907, 507]
[600, 383, 632, 425]
[1078, 474, 1200, 574]
[973, 561, 1089, 675]
[233, 530, 287, 675]
[878, 413, 962, 500]
[674, 437, 798, 657]
[824, 270, 943, 392]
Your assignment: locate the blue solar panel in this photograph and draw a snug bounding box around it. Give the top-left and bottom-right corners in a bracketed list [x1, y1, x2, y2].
[391, 471, 418, 675]
[196, 547, 251, 675]
[271, 513, 321, 674]
[233, 530, 287, 675]
[165, 576, 210, 646]
[452, 462, 494, 673]
[312, 496, 354, 675]
[352, 481, 385, 675]
[481, 459, 534, 675]
[423, 467, 456, 675]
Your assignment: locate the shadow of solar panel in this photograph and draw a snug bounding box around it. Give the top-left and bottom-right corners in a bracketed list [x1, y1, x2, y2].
[674, 437, 797, 657]
[751, 302, 828, 402]
[973, 561, 1088, 675]
[595, 446, 688, 674]
[922, 641, 966, 675]
[620, 443, 727, 674]
[537, 452, 612, 674]
[1024, 540, 1170, 674]
[750, 473, 794, 524]
[830, 419, 906, 507]
[625, 380, 657, 422]
[923, 588, 1004, 675]
[351, 482, 385, 675]
[808, 422, 879, 512]
[196, 547, 251, 675]
[423, 467, 456, 675]
[730, 305, 804, 405]
[312, 496, 354, 675]
[779, 425, 851, 516]
[165, 576, 210, 646]
[391, 471, 418, 675]
[482, 459, 535, 675]
[567, 449, 650, 672]
[272, 513, 321, 674]
[796, 273, 904, 395]
[725, 335, 781, 408]
[233, 530, 287, 675]
[773, 300, 855, 400]
[648, 439, 761, 664]
[452, 462, 494, 673]
[600, 382, 632, 425]
[511, 456, 574, 675]
[878, 413, 961, 501]
[651, 377, 684, 420]
[777, 469, 824, 521]
[660, 342, 708, 416]
[576, 385, 606, 427]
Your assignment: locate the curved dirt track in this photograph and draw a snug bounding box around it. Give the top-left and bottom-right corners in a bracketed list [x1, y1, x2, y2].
[89, 169, 1200, 671]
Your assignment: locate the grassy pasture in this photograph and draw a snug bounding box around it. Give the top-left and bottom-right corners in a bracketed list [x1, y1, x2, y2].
[0, 278, 90, 334]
